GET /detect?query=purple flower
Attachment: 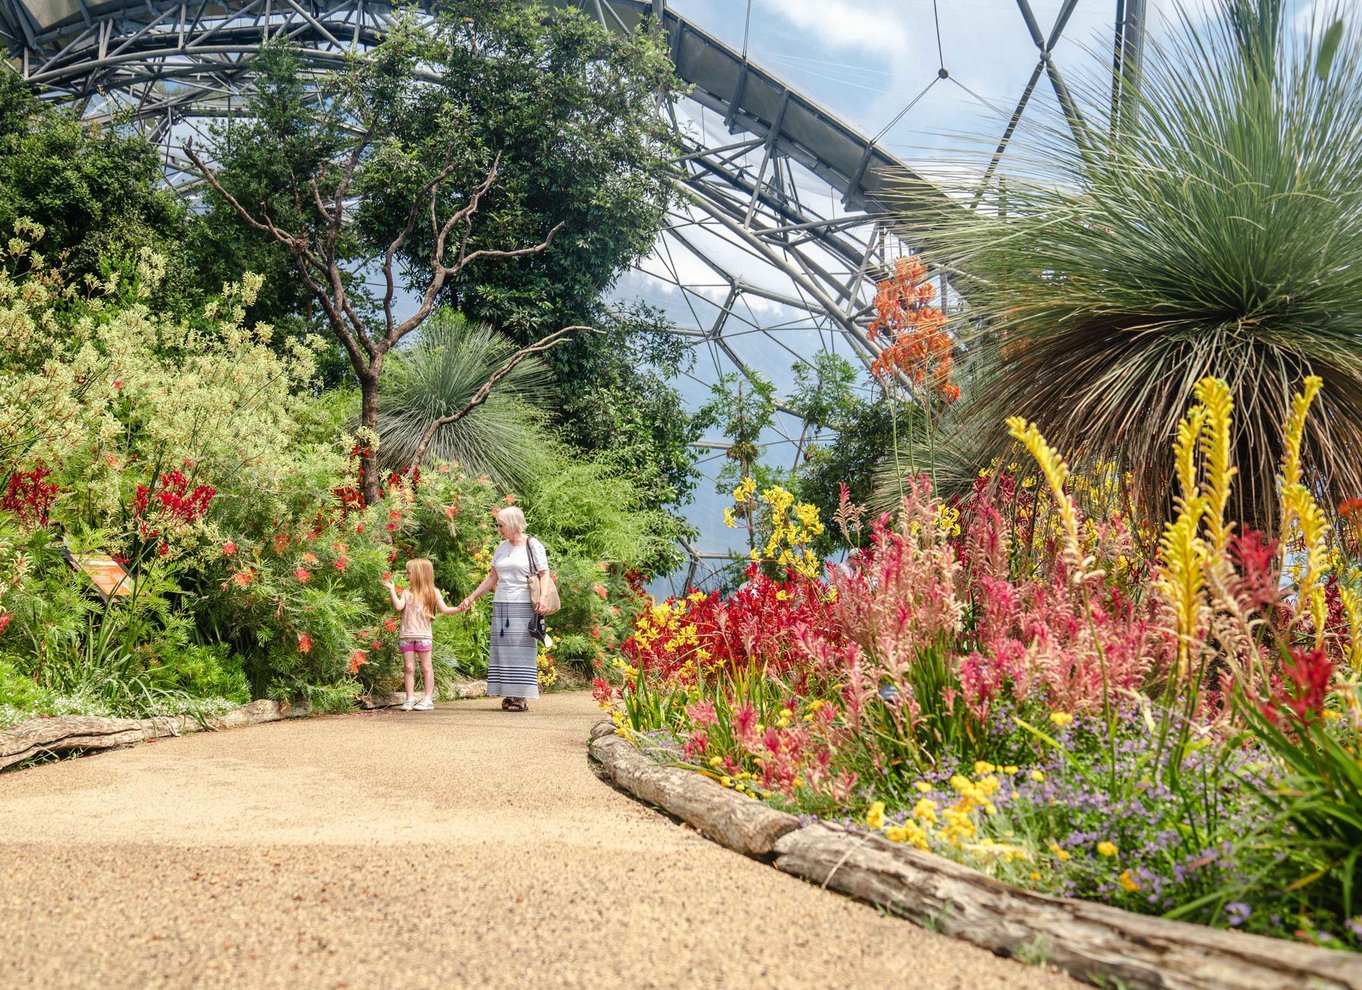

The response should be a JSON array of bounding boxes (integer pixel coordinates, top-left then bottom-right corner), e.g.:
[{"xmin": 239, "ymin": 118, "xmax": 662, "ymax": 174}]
[{"xmin": 1224, "ymin": 902, "xmax": 1251, "ymax": 927}]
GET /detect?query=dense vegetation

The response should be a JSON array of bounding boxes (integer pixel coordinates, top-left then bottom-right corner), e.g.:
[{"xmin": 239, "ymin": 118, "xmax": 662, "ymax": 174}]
[{"xmin": 0, "ymin": 3, "xmax": 698, "ymax": 723}]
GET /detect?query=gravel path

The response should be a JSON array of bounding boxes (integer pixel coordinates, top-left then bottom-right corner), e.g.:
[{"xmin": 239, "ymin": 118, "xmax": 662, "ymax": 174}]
[{"xmin": 0, "ymin": 692, "xmax": 1079, "ymax": 989}]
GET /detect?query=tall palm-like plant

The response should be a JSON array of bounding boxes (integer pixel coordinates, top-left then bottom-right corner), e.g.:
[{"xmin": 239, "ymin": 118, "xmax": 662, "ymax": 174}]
[
  {"xmin": 375, "ymin": 311, "xmax": 555, "ymax": 493},
  {"xmin": 919, "ymin": 0, "xmax": 1362, "ymax": 527}
]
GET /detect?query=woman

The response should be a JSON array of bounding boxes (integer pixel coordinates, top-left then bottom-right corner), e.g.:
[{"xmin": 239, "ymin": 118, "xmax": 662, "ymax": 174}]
[{"xmin": 456, "ymin": 506, "xmax": 549, "ymax": 712}]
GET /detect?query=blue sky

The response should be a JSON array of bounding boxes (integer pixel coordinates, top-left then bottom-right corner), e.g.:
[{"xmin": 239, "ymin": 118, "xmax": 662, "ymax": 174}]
[{"xmin": 664, "ymin": 0, "xmax": 1349, "ymax": 169}]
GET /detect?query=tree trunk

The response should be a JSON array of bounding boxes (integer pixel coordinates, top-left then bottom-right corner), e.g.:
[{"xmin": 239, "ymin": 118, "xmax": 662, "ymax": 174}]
[{"xmin": 358, "ymin": 368, "xmax": 382, "ymax": 505}]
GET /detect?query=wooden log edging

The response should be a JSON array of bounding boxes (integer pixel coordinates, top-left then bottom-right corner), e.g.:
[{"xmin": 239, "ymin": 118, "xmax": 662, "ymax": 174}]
[
  {"xmin": 3, "ymin": 680, "xmax": 492, "ymax": 772},
  {"xmin": 588, "ymin": 719, "xmax": 1362, "ymax": 990},
  {"xmin": 587, "ymin": 725, "xmax": 799, "ymax": 859},
  {"xmin": 0, "ymin": 698, "xmax": 310, "ymax": 772}
]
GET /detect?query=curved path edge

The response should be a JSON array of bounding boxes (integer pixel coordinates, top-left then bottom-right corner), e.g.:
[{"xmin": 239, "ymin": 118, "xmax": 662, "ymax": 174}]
[
  {"xmin": 0, "ymin": 680, "xmax": 489, "ymax": 772},
  {"xmin": 588, "ymin": 719, "xmax": 1362, "ymax": 990}
]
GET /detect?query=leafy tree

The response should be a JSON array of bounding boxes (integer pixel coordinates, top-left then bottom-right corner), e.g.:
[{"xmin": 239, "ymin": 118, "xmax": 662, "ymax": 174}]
[
  {"xmin": 787, "ymin": 351, "xmax": 861, "ymax": 471},
  {"xmin": 555, "ymin": 303, "xmax": 705, "ymax": 514},
  {"xmin": 187, "ymin": 23, "xmax": 588, "ymax": 503},
  {"xmin": 370, "ymin": 1, "xmax": 683, "ymax": 341},
  {"xmin": 189, "ymin": 6, "xmax": 683, "ymax": 502},
  {"xmin": 921, "ymin": 0, "xmax": 1362, "ymax": 528},
  {"xmin": 0, "ymin": 69, "xmax": 185, "ymax": 289}
]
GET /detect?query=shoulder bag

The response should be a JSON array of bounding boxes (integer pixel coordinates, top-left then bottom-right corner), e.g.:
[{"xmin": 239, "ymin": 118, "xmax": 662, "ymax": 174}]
[{"xmin": 526, "ymin": 538, "xmax": 561, "ymax": 616}]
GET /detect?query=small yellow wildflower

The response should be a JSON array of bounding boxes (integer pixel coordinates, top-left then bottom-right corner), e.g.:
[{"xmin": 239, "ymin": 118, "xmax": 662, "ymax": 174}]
[
  {"xmin": 720, "ymin": 776, "xmax": 733, "ymax": 788},
  {"xmin": 1030, "ymin": 872, "xmax": 1041, "ymax": 882},
  {"xmin": 974, "ymin": 761, "xmax": 995, "ymax": 776},
  {"xmin": 708, "ymin": 755, "xmax": 723, "ymax": 768},
  {"xmin": 1049, "ymin": 712, "xmax": 1074, "ymax": 728},
  {"xmin": 1029, "ymin": 769, "xmax": 1046, "ymax": 782},
  {"xmin": 1048, "ymin": 842, "xmax": 1071, "ymax": 862},
  {"xmin": 912, "ymin": 798, "xmax": 939, "ymax": 825},
  {"xmin": 1097, "ymin": 841, "xmax": 1118, "ymax": 857},
  {"xmin": 914, "ymin": 781, "xmax": 933, "ymax": 794},
  {"xmin": 865, "ymin": 801, "xmax": 886, "ymax": 830},
  {"xmin": 1118, "ymin": 869, "xmax": 1140, "ymax": 892}
]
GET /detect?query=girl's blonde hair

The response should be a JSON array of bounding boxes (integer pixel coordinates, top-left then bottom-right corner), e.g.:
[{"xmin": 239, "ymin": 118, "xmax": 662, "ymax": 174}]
[{"xmin": 404, "ymin": 558, "xmax": 438, "ymax": 620}]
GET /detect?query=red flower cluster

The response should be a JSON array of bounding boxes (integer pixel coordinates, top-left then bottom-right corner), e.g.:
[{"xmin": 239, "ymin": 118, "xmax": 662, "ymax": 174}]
[
  {"xmin": 1261, "ymin": 646, "xmax": 1335, "ymax": 728},
  {"xmin": 133, "ymin": 470, "xmax": 216, "ymax": 525},
  {"xmin": 2, "ymin": 464, "xmax": 60, "ymax": 526},
  {"xmin": 620, "ymin": 564, "xmax": 841, "ymax": 691}
]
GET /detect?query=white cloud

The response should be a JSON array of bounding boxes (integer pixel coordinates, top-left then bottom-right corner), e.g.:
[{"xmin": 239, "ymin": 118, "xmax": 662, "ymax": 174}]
[{"xmin": 756, "ymin": 0, "xmax": 913, "ymax": 61}]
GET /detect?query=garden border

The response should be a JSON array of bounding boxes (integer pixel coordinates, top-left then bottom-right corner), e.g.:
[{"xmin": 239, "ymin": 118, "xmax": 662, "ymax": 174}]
[
  {"xmin": 0, "ymin": 680, "xmax": 490, "ymax": 772},
  {"xmin": 587, "ymin": 720, "xmax": 1362, "ymax": 990},
  {"xmin": 0, "ymin": 699, "xmax": 311, "ymax": 772}
]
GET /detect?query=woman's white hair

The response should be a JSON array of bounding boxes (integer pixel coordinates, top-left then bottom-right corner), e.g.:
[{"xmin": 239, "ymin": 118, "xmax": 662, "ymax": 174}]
[{"xmin": 495, "ymin": 505, "xmax": 527, "ymax": 535}]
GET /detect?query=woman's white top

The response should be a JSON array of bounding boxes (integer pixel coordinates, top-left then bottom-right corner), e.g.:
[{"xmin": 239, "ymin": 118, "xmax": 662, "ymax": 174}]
[{"xmin": 492, "ymin": 537, "xmax": 548, "ymax": 604}]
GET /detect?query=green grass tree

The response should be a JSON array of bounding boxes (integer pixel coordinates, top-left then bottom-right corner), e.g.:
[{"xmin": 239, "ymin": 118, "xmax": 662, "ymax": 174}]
[{"xmin": 919, "ymin": 0, "xmax": 1362, "ymax": 527}]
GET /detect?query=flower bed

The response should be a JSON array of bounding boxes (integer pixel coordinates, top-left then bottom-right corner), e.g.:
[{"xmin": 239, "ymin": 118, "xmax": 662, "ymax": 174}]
[{"xmin": 598, "ymin": 377, "xmax": 1362, "ymax": 950}]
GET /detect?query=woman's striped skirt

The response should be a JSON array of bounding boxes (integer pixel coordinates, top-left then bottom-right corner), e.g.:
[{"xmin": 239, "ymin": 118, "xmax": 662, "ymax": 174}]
[{"xmin": 486, "ymin": 601, "xmax": 540, "ymax": 699}]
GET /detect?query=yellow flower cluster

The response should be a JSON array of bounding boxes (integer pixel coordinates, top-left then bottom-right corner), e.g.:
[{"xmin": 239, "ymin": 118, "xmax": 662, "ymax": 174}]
[
  {"xmin": 1006, "ymin": 417, "xmax": 1085, "ymax": 574},
  {"xmin": 536, "ymin": 646, "xmax": 558, "ymax": 688},
  {"xmin": 936, "ymin": 503, "xmax": 962, "ymax": 538},
  {"xmin": 632, "ymin": 598, "xmax": 693, "ymax": 652},
  {"xmin": 718, "ymin": 769, "xmax": 769, "ymax": 799},
  {"xmin": 866, "ymin": 770, "xmax": 1006, "ymax": 856},
  {"xmin": 1150, "ymin": 376, "xmax": 1339, "ymax": 677},
  {"xmin": 727, "ymin": 476, "xmax": 826, "ymax": 579}
]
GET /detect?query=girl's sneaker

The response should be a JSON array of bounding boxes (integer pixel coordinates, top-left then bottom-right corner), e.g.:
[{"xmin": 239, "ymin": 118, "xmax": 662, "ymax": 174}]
[
  {"xmin": 399, "ymin": 697, "xmax": 416, "ymax": 712},
  {"xmin": 413, "ymin": 697, "xmax": 434, "ymax": 711}
]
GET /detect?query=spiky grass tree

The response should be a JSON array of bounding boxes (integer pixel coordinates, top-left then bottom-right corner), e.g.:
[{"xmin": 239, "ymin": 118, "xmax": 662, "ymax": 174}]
[
  {"xmin": 375, "ymin": 311, "xmax": 555, "ymax": 494},
  {"xmin": 921, "ymin": 0, "xmax": 1362, "ymax": 528}
]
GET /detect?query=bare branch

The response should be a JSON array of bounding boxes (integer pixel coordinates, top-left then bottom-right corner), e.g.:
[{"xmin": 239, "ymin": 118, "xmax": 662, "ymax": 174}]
[
  {"xmin": 183, "ymin": 138, "xmax": 373, "ymax": 368},
  {"xmin": 409, "ymin": 325, "xmax": 602, "ymax": 466},
  {"xmin": 456, "ymin": 223, "xmax": 565, "ymax": 270},
  {"xmin": 383, "ymin": 147, "xmax": 460, "ymax": 336},
  {"xmin": 381, "ymin": 153, "xmax": 507, "ymax": 346},
  {"xmin": 183, "ymin": 139, "xmax": 301, "ymax": 247},
  {"xmin": 432, "ymin": 152, "xmax": 503, "ymax": 272}
]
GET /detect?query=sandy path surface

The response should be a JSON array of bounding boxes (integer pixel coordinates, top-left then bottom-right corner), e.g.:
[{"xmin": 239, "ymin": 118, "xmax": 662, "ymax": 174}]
[{"xmin": 0, "ymin": 692, "xmax": 1078, "ymax": 989}]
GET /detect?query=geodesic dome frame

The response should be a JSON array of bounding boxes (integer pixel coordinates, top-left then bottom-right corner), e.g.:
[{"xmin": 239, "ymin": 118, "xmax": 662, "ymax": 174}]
[{"xmin": 2, "ymin": 0, "xmax": 1145, "ymax": 589}]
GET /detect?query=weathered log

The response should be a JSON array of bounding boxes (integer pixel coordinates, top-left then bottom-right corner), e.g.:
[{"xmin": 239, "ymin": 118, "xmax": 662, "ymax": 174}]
[
  {"xmin": 588, "ymin": 731, "xmax": 799, "ymax": 858},
  {"xmin": 0, "ymin": 699, "xmax": 305, "ymax": 772},
  {"xmin": 773, "ymin": 823, "xmax": 1362, "ymax": 990},
  {"xmin": 588, "ymin": 718, "xmax": 617, "ymax": 741}
]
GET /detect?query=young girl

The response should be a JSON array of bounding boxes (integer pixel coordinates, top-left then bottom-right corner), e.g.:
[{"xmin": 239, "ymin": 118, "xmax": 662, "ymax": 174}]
[{"xmin": 381, "ymin": 558, "xmax": 458, "ymax": 711}]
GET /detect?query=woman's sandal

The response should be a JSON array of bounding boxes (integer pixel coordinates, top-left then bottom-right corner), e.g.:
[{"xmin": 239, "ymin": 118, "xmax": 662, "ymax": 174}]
[
  {"xmin": 504, "ymin": 698, "xmax": 528, "ymax": 712},
  {"xmin": 500, "ymin": 697, "xmax": 515, "ymax": 710}
]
